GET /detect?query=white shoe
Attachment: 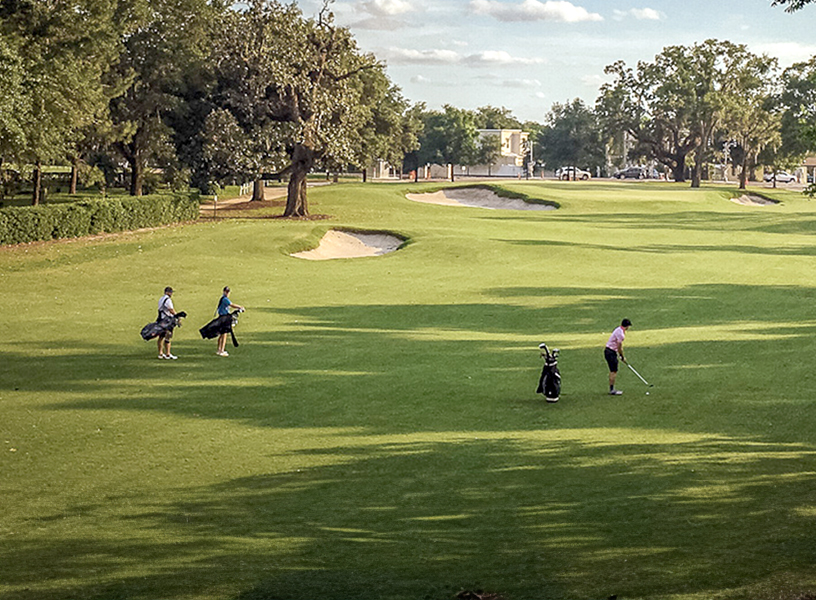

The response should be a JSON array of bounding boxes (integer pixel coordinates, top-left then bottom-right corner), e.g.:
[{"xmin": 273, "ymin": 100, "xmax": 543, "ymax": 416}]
[
  {"xmin": 166, "ymin": 353, "xmax": 178, "ymax": 360},
  {"xmin": 217, "ymin": 351, "xmax": 229, "ymax": 357},
  {"xmin": 158, "ymin": 354, "xmax": 167, "ymax": 360}
]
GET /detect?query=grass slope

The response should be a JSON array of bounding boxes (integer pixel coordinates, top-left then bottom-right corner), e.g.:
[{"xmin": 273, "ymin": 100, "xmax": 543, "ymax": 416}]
[{"xmin": 2, "ymin": 181, "xmax": 816, "ymax": 600}]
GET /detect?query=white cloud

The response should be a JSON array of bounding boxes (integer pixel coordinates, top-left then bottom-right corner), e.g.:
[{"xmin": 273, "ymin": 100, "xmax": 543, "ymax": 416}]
[
  {"xmin": 352, "ymin": 16, "xmax": 406, "ymax": 30},
  {"xmin": 474, "ymin": 75, "xmax": 543, "ymax": 87},
  {"xmin": 463, "ymin": 50, "xmax": 545, "ymax": 66},
  {"xmin": 752, "ymin": 41, "xmax": 816, "ymax": 66},
  {"xmin": 502, "ymin": 78, "xmax": 543, "ymax": 88},
  {"xmin": 612, "ymin": 7, "xmax": 662, "ymax": 21},
  {"xmin": 411, "ymin": 75, "xmax": 432, "ymax": 83},
  {"xmin": 382, "ymin": 48, "xmax": 463, "ymax": 65},
  {"xmin": 473, "ymin": 74, "xmax": 503, "ymax": 82},
  {"xmin": 580, "ymin": 74, "xmax": 610, "ymax": 88},
  {"xmin": 349, "ymin": 0, "xmax": 412, "ymax": 29},
  {"xmin": 358, "ymin": 0, "xmax": 411, "ymax": 16},
  {"xmin": 382, "ymin": 47, "xmax": 544, "ymax": 67},
  {"xmin": 469, "ymin": 0, "xmax": 602, "ymax": 22}
]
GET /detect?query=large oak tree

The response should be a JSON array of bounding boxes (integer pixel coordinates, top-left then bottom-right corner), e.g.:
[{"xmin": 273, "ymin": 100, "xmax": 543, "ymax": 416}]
[
  {"xmin": 0, "ymin": 0, "xmax": 120, "ymax": 203},
  {"xmin": 537, "ymin": 98, "xmax": 604, "ymax": 176},
  {"xmin": 597, "ymin": 40, "xmax": 780, "ymax": 187},
  {"xmin": 108, "ymin": 0, "xmax": 220, "ymax": 196},
  {"xmin": 211, "ymin": 0, "xmax": 388, "ymax": 216}
]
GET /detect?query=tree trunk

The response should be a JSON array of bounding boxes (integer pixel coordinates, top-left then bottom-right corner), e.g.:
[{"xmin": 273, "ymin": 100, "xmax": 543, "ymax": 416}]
[
  {"xmin": 252, "ymin": 178, "xmax": 264, "ymax": 201},
  {"xmin": 32, "ymin": 161, "xmax": 42, "ymax": 206},
  {"xmin": 284, "ymin": 143, "xmax": 313, "ymax": 217},
  {"xmin": 691, "ymin": 128, "xmax": 709, "ymax": 188},
  {"xmin": 118, "ymin": 129, "xmax": 144, "ymax": 196},
  {"xmin": 739, "ymin": 157, "xmax": 748, "ymax": 190},
  {"xmin": 130, "ymin": 159, "xmax": 142, "ymax": 196},
  {"xmin": 691, "ymin": 153, "xmax": 702, "ymax": 188},
  {"xmin": 671, "ymin": 161, "xmax": 686, "ymax": 183},
  {"xmin": 362, "ymin": 169, "xmax": 367, "ymax": 183},
  {"xmin": 70, "ymin": 155, "xmax": 79, "ymax": 194},
  {"xmin": 129, "ymin": 150, "xmax": 143, "ymax": 196}
]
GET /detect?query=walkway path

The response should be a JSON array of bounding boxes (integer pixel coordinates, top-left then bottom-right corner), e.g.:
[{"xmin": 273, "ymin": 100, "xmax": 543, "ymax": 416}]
[{"xmin": 199, "ymin": 182, "xmax": 334, "ymax": 216}]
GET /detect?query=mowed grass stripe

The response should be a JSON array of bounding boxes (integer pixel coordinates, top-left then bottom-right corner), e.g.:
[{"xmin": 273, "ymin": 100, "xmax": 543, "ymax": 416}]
[{"xmin": 2, "ymin": 181, "xmax": 816, "ymax": 600}]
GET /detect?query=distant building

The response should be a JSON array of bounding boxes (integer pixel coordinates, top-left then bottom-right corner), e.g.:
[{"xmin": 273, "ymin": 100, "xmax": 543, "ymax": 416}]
[
  {"xmin": 455, "ymin": 129, "xmax": 531, "ymax": 177},
  {"xmin": 800, "ymin": 155, "xmax": 816, "ymax": 184},
  {"xmin": 365, "ymin": 159, "xmax": 399, "ymax": 180}
]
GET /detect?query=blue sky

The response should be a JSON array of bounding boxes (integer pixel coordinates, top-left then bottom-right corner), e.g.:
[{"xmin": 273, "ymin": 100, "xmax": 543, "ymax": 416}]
[{"xmin": 301, "ymin": 0, "xmax": 816, "ymax": 122}]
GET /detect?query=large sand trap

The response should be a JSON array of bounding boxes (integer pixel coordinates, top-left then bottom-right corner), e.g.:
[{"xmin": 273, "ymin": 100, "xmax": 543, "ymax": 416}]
[
  {"xmin": 731, "ymin": 194, "xmax": 778, "ymax": 206},
  {"xmin": 407, "ymin": 187, "xmax": 556, "ymax": 211},
  {"xmin": 292, "ymin": 230, "xmax": 403, "ymax": 260}
]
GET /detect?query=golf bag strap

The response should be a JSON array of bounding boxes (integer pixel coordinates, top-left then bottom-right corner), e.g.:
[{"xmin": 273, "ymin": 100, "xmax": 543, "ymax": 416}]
[{"xmin": 158, "ymin": 297, "xmax": 170, "ymax": 322}]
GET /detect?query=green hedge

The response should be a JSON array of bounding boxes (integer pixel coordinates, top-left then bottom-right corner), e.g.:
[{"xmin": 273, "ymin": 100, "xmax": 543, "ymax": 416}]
[{"xmin": 0, "ymin": 192, "xmax": 200, "ymax": 246}]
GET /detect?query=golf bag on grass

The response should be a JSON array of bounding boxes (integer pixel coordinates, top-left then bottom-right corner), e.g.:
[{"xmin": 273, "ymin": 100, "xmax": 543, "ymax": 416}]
[
  {"xmin": 140, "ymin": 311, "xmax": 187, "ymax": 341},
  {"xmin": 536, "ymin": 343, "xmax": 561, "ymax": 402},
  {"xmin": 199, "ymin": 308, "xmax": 244, "ymax": 347}
]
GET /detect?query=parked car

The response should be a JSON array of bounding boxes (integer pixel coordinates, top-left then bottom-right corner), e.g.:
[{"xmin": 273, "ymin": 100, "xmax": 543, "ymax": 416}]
[
  {"xmin": 556, "ymin": 166, "xmax": 591, "ymax": 180},
  {"xmin": 764, "ymin": 171, "xmax": 797, "ymax": 183},
  {"xmin": 614, "ymin": 166, "xmax": 649, "ymax": 179}
]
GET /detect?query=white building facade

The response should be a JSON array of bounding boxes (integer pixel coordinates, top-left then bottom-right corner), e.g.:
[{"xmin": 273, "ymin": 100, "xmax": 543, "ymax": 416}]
[{"xmin": 455, "ymin": 129, "xmax": 531, "ymax": 177}]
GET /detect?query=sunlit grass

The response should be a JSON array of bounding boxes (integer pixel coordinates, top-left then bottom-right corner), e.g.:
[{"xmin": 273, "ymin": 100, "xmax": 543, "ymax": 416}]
[{"xmin": 2, "ymin": 181, "xmax": 816, "ymax": 599}]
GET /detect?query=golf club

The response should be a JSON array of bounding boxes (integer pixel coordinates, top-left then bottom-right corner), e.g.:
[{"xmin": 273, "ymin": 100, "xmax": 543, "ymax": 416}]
[{"xmin": 626, "ymin": 362, "xmax": 654, "ymax": 387}]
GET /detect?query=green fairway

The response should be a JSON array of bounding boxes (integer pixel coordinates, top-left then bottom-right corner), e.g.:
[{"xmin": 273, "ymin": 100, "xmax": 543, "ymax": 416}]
[{"xmin": 3, "ymin": 181, "xmax": 816, "ymax": 600}]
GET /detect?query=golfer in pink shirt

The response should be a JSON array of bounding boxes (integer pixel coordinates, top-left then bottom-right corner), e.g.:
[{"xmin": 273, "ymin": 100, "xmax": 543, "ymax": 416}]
[{"xmin": 604, "ymin": 319, "xmax": 631, "ymax": 395}]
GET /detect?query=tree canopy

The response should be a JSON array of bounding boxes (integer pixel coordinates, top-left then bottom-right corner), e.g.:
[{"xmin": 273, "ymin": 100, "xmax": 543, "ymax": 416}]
[
  {"xmin": 0, "ymin": 0, "xmax": 419, "ymax": 212},
  {"xmin": 597, "ymin": 39, "xmax": 784, "ymax": 187},
  {"xmin": 537, "ymin": 99, "xmax": 603, "ymax": 174},
  {"xmin": 2, "ymin": 1, "xmax": 815, "ymax": 206},
  {"xmin": 0, "ymin": 0, "xmax": 121, "ymax": 202},
  {"xmin": 206, "ymin": 0, "xmax": 413, "ymax": 215}
]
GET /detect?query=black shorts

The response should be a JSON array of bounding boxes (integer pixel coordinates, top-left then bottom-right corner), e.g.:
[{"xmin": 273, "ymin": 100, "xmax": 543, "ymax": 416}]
[{"xmin": 604, "ymin": 347, "xmax": 619, "ymax": 372}]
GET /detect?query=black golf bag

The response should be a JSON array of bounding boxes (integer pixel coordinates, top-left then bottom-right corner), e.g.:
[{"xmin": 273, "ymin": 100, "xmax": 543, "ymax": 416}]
[
  {"xmin": 536, "ymin": 343, "xmax": 561, "ymax": 402},
  {"xmin": 140, "ymin": 311, "xmax": 187, "ymax": 341},
  {"xmin": 199, "ymin": 308, "xmax": 243, "ymax": 347}
]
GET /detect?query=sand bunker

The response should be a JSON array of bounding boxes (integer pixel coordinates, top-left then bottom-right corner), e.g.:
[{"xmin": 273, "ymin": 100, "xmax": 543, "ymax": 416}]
[
  {"xmin": 292, "ymin": 230, "xmax": 403, "ymax": 260},
  {"xmin": 731, "ymin": 194, "xmax": 778, "ymax": 206},
  {"xmin": 407, "ymin": 188, "xmax": 556, "ymax": 211}
]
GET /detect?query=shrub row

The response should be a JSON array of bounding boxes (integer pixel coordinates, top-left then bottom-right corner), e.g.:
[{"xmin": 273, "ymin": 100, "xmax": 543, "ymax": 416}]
[{"xmin": 0, "ymin": 192, "xmax": 200, "ymax": 246}]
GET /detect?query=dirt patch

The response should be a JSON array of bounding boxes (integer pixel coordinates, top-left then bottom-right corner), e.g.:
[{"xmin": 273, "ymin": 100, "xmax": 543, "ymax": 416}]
[
  {"xmin": 291, "ymin": 230, "xmax": 403, "ymax": 260},
  {"xmin": 204, "ymin": 198, "xmax": 286, "ymax": 212},
  {"xmin": 731, "ymin": 194, "xmax": 778, "ymax": 206},
  {"xmin": 407, "ymin": 187, "xmax": 555, "ymax": 211}
]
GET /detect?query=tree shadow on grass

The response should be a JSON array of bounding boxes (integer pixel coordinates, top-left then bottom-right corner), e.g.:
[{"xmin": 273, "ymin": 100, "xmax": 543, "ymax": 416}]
[
  {"xmin": 4, "ymin": 436, "xmax": 816, "ymax": 600},
  {"xmin": 498, "ymin": 238, "xmax": 816, "ymax": 257},
  {"xmin": 5, "ymin": 285, "xmax": 816, "ymax": 598},
  {"xmin": 4, "ymin": 284, "xmax": 816, "ymax": 437},
  {"xmin": 483, "ymin": 210, "xmax": 802, "ymax": 234}
]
